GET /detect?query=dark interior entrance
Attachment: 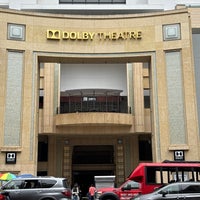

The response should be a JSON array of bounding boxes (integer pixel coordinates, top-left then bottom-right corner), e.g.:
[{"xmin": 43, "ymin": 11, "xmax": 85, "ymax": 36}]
[
  {"xmin": 73, "ymin": 170, "xmax": 114, "ymax": 197},
  {"xmin": 72, "ymin": 145, "xmax": 115, "ymax": 196}
]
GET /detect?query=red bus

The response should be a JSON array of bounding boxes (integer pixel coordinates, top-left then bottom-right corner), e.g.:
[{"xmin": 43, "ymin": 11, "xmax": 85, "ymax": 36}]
[{"xmin": 128, "ymin": 161, "xmax": 200, "ymax": 194}]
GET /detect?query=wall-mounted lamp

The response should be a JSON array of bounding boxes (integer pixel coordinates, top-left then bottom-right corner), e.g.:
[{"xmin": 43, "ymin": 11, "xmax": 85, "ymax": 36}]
[
  {"xmin": 117, "ymin": 139, "xmax": 123, "ymax": 144},
  {"xmin": 65, "ymin": 139, "xmax": 70, "ymax": 145}
]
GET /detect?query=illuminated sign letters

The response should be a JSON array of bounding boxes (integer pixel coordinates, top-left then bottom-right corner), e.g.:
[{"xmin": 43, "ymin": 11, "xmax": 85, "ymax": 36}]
[{"xmin": 47, "ymin": 30, "xmax": 142, "ymax": 41}]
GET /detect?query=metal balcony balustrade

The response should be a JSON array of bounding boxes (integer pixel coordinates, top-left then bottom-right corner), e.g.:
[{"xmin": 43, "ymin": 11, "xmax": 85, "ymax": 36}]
[
  {"xmin": 59, "ymin": 88, "xmax": 128, "ymax": 114},
  {"xmin": 59, "ymin": 0, "xmax": 126, "ymax": 4}
]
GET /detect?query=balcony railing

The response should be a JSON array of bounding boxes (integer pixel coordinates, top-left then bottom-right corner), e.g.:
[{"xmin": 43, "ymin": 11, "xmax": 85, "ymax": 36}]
[
  {"xmin": 59, "ymin": 89, "xmax": 128, "ymax": 114},
  {"xmin": 59, "ymin": 0, "xmax": 126, "ymax": 4}
]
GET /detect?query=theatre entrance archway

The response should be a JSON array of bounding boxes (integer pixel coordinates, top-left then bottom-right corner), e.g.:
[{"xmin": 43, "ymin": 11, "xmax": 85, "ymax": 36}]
[{"xmin": 37, "ymin": 52, "xmax": 155, "ymax": 188}]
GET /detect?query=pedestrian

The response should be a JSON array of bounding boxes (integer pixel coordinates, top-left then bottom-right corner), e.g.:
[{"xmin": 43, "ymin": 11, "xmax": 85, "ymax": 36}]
[
  {"xmin": 88, "ymin": 184, "xmax": 96, "ymax": 200},
  {"xmin": 72, "ymin": 183, "xmax": 80, "ymax": 200}
]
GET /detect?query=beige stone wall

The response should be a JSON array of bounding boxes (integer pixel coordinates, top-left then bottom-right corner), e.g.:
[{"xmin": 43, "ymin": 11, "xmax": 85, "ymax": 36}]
[{"xmin": 0, "ymin": 7, "xmax": 199, "ymax": 178}]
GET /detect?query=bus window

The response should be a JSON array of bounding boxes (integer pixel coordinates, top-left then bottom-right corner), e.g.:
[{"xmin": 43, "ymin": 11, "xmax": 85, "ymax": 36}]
[
  {"xmin": 146, "ymin": 167, "xmax": 175, "ymax": 184},
  {"xmin": 146, "ymin": 167, "xmax": 156, "ymax": 183}
]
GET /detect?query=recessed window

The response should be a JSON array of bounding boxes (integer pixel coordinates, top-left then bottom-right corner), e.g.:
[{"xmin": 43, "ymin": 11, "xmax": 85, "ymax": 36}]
[
  {"xmin": 139, "ymin": 137, "xmax": 152, "ymax": 161},
  {"xmin": 7, "ymin": 23, "xmax": 26, "ymax": 41},
  {"xmin": 144, "ymin": 89, "xmax": 150, "ymax": 108},
  {"xmin": 38, "ymin": 141, "xmax": 48, "ymax": 162},
  {"xmin": 39, "ymin": 89, "xmax": 44, "ymax": 109}
]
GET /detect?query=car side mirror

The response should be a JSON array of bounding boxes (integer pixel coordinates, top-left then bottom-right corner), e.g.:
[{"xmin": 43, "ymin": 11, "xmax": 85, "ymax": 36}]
[{"xmin": 122, "ymin": 184, "xmax": 131, "ymax": 191}]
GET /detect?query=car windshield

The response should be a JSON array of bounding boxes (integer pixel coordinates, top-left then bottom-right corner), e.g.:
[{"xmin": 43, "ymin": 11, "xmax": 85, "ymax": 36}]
[{"xmin": 123, "ymin": 180, "xmax": 140, "ymax": 189}]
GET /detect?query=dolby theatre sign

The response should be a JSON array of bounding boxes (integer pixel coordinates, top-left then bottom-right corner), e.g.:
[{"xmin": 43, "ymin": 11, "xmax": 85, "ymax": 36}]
[{"xmin": 47, "ymin": 30, "xmax": 142, "ymax": 41}]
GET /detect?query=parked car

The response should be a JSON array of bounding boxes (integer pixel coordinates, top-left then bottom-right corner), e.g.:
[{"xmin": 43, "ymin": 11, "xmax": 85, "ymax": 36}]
[
  {"xmin": 131, "ymin": 182, "xmax": 200, "ymax": 200},
  {"xmin": 0, "ymin": 177, "xmax": 72, "ymax": 200}
]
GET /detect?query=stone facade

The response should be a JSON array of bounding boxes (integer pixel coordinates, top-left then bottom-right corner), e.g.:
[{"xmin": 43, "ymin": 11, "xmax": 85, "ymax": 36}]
[{"xmin": 0, "ymin": 7, "xmax": 199, "ymax": 188}]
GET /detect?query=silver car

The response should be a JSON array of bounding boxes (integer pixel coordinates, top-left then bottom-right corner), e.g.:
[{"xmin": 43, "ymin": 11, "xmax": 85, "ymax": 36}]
[
  {"xmin": 1, "ymin": 177, "xmax": 72, "ymax": 200},
  {"xmin": 131, "ymin": 182, "xmax": 200, "ymax": 200}
]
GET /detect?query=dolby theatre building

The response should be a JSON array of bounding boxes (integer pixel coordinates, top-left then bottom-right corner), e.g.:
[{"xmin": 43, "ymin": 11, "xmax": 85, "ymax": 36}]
[{"xmin": 0, "ymin": 0, "xmax": 200, "ymax": 190}]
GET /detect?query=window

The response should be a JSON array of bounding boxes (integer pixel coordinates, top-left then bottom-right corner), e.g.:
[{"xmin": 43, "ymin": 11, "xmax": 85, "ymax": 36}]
[
  {"xmin": 124, "ymin": 180, "xmax": 140, "ymax": 189},
  {"xmin": 144, "ymin": 89, "xmax": 150, "ymax": 108},
  {"xmin": 181, "ymin": 184, "xmax": 200, "ymax": 193},
  {"xmin": 38, "ymin": 141, "xmax": 48, "ymax": 162},
  {"xmin": 3, "ymin": 180, "xmax": 23, "ymax": 189},
  {"xmin": 37, "ymin": 171, "xmax": 47, "ymax": 176},
  {"xmin": 40, "ymin": 179, "xmax": 56, "ymax": 188},
  {"xmin": 139, "ymin": 137, "xmax": 152, "ymax": 161},
  {"xmin": 23, "ymin": 180, "xmax": 40, "ymax": 189},
  {"xmin": 160, "ymin": 184, "xmax": 180, "ymax": 194},
  {"xmin": 39, "ymin": 89, "xmax": 44, "ymax": 109}
]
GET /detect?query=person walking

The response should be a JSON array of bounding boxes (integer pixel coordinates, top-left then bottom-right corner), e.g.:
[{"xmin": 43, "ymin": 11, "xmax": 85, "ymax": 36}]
[
  {"xmin": 88, "ymin": 184, "xmax": 96, "ymax": 200},
  {"xmin": 72, "ymin": 183, "xmax": 80, "ymax": 200}
]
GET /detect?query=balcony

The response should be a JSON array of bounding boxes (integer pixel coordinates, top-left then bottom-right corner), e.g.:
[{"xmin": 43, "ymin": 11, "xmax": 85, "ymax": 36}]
[
  {"xmin": 59, "ymin": 88, "xmax": 129, "ymax": 114},
  {"xmin": 59, "ymin": 0, "xmax": 126, "ymax": 4},
  {"xmin": 55, "ymin": 88, "xmax": 132, "ymax": 126},
  {"xmin": 55, "ymin": 112, "xmax": 133, "ymax": 126}
]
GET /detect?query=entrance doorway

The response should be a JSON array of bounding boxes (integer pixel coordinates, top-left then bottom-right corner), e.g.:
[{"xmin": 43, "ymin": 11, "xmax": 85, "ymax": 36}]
[
  {"xmin": 72, "ymin": 145, "xmax": 115, "ymax": 196},
  {"xmin": 73, "ymin": 170, "xmax": 114, "ymax": 197}
]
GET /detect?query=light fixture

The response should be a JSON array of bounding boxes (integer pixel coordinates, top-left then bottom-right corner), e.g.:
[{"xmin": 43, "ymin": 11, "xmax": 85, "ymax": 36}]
[
  {"xmin": 65, "ymin": 139, "xmax": 69, "ymax": 145},
  {"xmin": 117, "ymin": 139, "xmax": 123, "ymax": 144}
]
